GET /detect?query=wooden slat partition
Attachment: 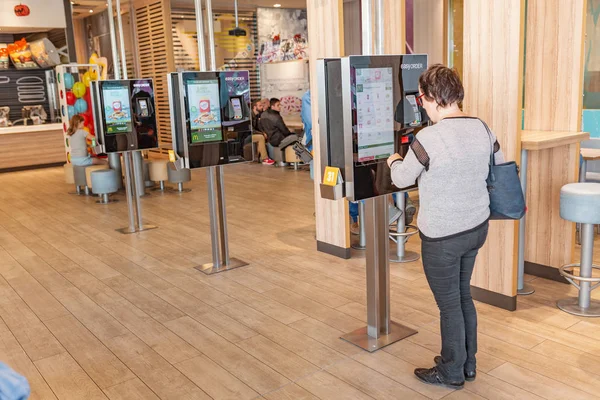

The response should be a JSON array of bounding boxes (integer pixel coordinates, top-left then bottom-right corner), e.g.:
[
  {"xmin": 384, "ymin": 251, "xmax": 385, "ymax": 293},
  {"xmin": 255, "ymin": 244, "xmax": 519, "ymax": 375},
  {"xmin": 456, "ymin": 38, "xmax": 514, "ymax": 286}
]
[
  {"xmin": 134, "ymin": 0, "xmax": 175, "ymax": 155},
  {"xmin": 308, "ymin": 0, "xmax": 349, "ymax": 257},
  {"xmin": 462, "ymin": 0, "xmax": 525, "ymax": 308},
  {"xmin": 522, "ymin": 0, "xmax": 587, "ymax": 275}
]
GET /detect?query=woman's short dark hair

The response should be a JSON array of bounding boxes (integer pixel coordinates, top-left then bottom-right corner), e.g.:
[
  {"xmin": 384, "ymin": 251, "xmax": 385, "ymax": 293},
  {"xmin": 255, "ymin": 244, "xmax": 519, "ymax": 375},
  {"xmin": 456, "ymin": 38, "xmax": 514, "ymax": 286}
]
[{"xmin": 418, "ymin": 64, "xmax": 464, "ymax": 108}]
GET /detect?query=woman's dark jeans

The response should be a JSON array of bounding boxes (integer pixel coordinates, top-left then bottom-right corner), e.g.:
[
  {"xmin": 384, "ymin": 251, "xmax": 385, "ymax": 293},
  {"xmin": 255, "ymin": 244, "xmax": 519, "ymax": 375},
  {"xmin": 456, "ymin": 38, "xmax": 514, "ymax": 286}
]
[{"xmin": 421, "ymin": 222, "xmax": 489, "ymax": 382}]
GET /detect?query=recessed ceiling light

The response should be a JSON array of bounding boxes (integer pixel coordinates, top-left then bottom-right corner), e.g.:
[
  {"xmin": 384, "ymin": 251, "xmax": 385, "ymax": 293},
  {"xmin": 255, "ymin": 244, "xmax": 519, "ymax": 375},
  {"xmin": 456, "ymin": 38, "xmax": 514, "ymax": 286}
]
[
  {"xmin": 274, "ymin": 3, "xmax": 281, "ymax": 7},
  {"xmin": 70, "ymin": 1, "xmax": 74, "ymax": 4},
  {"xmin": 89, "ymin": 9, "xmax": 93, "ymax": 13}
]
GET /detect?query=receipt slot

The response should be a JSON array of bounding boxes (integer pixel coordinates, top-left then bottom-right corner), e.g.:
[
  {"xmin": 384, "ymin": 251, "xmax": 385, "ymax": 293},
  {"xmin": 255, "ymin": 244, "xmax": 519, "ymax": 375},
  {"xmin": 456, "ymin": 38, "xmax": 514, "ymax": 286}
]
[
  {"xmin": 318, "ymin": 54, "xmax": 428, "ymax": 352},
  {"xmin": 167, "ymin": 70, "xmax": 252, "ymax": 274}
]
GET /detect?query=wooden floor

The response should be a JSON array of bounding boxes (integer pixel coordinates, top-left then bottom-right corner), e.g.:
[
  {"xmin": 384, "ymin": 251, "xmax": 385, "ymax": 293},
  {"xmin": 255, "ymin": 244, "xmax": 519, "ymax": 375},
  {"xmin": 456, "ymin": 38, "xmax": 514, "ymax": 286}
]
[{"xmin": 0, "ymin": 164, "xmax": 599, "ymax": 400}]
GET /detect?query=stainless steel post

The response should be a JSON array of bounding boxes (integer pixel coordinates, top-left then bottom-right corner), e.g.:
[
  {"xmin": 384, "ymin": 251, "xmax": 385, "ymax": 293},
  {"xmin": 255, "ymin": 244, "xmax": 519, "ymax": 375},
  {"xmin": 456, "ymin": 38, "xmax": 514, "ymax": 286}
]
[
  {"xmin": 115, "ymin": 0, "xmax": 128, "ymax": 79},
  {"xmin": 204, "ymin": 167, "xmax": 222, "ymax": 267},
  {"xmin": 106, "ymin": 0, "xmax": 120, "ymax": 80},
  {"xmin": 390, "ymin": 193, "xmax": 419, "ymax": 263},
  {"xmin": 205, "ymin": 0, "xmax": 217, "ymax": 71},
  {"xmin": 517, "ymin": 148, "xmax": 534, "ymax": 295},
  {"xmin": 579, "ymin": 223, "xmax": 594, "ymax": 309},
  {"xmin": 352, "ymin": 202, "xmax": 367, "ymax": 250},
  {"xmin": 132, "ymin": 151, "xmax": 146, "ymax": 197},
  {"xmin": 117, "ymin": 151, "xmax": 137, "ymax": 233},
  {"xmin": 579, "ymin": 159, "xmax": 588, "ymax": 182},
  {"xmin": 216, "ymin": 166, "xmax": 230, "ymax": 265},
  {"xmin": 361, "ymin": 0, "xmax": 373, "ymax": 55},
  {"xmin": 194, "ymin": 0, "xmax": 207, "ymax": 71}
]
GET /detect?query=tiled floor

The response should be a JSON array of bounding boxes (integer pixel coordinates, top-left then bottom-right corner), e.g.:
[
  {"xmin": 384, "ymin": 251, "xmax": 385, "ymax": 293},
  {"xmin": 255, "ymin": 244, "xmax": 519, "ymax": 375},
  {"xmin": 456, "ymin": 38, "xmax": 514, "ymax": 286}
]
[{"xmin": 0, "ymin": 163, "xmax": 598, "ymax": 399}]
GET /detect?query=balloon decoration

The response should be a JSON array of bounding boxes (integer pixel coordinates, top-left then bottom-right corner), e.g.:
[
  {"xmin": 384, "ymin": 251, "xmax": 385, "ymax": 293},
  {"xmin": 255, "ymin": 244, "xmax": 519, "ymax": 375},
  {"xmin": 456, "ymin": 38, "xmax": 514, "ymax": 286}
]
[
  {"xmin": 74, "ymin": 98, "xmax": 88, "ymax": 114},
  {"xmin": 67, "ymin": 105, "xmax": 76, "ymax": 119},
  {"xmin": 89, "ymin": 53, "xmax": 107, "ymax": 81},
  {"xmin": 72, "ymin": 82, "xmax": 86, "ymax": 98},
  {"xmin": 66, "ymin": 91, "xmax": 75, "ymax": 106},
  {"xmin": 64, "ymin": 73, "xmax": 74, "ymax": 90},
  {"xmin": 82, "ymin": 71, "xmax": 93, "ymax": 88}
]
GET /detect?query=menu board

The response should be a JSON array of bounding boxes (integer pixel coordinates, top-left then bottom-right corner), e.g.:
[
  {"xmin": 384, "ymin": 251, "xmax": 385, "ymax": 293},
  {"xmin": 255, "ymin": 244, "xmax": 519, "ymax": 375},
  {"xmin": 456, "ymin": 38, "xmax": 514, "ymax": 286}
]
[
  {"xmin": 187, "ymin": 79, "xmax": 223, "ymax": 143},
  {"xmin": 355, "ymin": 67, "xmax": 395, "ymax": 162},
  {"xmin": 102, "ymin": 83, "xmax": 132, "ymax": 134}
]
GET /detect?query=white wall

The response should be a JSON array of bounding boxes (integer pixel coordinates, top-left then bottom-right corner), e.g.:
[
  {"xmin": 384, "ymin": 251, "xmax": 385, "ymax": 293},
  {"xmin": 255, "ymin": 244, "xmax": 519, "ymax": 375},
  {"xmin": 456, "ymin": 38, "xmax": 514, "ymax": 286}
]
[
  {"xmin": 0, "ymin": 0, "xmax": 66, "ymax": 30},
  {"xmin": 413, "ymin": 0, "xmax": 445, "ymax": 65}
]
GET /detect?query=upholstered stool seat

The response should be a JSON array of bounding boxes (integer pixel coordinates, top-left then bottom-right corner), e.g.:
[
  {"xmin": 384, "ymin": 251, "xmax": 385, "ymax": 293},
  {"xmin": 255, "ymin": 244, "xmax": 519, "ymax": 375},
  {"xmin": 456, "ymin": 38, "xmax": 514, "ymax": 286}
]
[
  {"xmin": 284, "ymin": 146, "xmax": 302, "ymax": 170},
  {"xmin": 148, "ymin": 160, "xmax": 169, "ymax": 191},
  {"xmin": 91, "ymin": 169, "xmax": 119, "ymax": 204},
  {"xmin": 85, "ymin": 165, "xmax": 109, "ymax": 191},
  {"xmin": 557, "ymin": 183, "xmax": 600, "ymax": 317},
  {"xmin": 167, "ymin": 162, "xmax": 192, "ymax": 193}
]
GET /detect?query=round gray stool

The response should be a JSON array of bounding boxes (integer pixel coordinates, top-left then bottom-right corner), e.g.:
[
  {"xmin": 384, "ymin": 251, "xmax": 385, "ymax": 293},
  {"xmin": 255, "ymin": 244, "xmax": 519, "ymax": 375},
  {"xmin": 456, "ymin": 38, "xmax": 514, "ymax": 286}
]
[
  {"xmin": 167, "ymin": 163, "xmax": 192, "ymax": 193},
  {"xmin": 557, "ymin": 183, "xmax": 600, "ymax": 317},
  {"xmin": 91, "ymin": 169, "xmax": 120, "ymax": 204},
  {"xmin": 73, "ymin": 166, "xmax": 90, "ymax": 195}
]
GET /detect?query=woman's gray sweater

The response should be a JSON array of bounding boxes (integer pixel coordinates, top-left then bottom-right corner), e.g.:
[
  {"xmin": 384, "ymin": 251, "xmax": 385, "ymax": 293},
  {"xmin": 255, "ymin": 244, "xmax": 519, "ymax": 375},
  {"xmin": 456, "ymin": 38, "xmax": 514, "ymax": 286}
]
[{"xmin": 391, "ymin": 117, "xmax": 505, "ymax": 239}]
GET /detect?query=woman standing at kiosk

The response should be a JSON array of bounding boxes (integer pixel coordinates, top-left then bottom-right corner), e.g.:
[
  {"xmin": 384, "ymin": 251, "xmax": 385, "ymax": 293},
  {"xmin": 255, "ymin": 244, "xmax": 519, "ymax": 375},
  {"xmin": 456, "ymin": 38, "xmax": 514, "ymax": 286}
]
[{"xmin": 388, "ymin": 64, "xmax": 504, "ymax": 389}]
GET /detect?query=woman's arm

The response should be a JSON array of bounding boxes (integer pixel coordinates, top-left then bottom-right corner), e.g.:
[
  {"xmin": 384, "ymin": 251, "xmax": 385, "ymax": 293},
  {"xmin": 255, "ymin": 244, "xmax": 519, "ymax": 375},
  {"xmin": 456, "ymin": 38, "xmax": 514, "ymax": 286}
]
[{"xmin": 388, "ymin": 145, "xmax": 425, "ymax": 189}]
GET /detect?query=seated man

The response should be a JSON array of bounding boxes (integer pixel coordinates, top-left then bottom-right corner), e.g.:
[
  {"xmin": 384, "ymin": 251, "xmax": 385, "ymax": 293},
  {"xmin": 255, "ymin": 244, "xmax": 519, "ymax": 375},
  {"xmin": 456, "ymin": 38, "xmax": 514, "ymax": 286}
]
[
  {"xmin": 249, "ymin": 100, "xmax": 274, "ymax": 165},
  {"xmin": 259, "ymin": 98, "xmax": 299, "ymax": 150}
]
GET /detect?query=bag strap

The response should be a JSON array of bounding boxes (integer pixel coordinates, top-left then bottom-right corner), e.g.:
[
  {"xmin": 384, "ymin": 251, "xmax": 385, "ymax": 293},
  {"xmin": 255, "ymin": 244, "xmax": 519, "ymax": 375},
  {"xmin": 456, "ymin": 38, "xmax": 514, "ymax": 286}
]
[{"xmin": 478, "ymin": 119, "xmax": 495, "ymax": 167}]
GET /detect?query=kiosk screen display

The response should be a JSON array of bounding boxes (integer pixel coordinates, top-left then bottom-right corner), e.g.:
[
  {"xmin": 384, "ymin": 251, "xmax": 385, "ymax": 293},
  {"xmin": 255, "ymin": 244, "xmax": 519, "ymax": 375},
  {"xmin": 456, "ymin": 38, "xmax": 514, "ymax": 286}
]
[
  {"xmin": 137, "ymin": 99, "xmax": 149, "ymax": 117},
  {"xmin": 102, "ymin": 82, "xmax": 132, "ymax": 134},
  {"xmin": 355, "ymin": 67, "xmax": 395, "ymax": 162},
  {"xmin": 187, "ymin": 79, "xmax": 223, "ymax": 143}
]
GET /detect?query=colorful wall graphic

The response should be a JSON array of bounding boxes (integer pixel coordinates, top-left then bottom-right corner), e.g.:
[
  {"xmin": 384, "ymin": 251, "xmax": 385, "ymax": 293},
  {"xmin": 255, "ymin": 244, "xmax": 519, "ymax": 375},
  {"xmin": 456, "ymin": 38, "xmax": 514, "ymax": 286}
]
[{"xmin": 256, "ymin": 8, "xmax": 308, "ymax": 64}]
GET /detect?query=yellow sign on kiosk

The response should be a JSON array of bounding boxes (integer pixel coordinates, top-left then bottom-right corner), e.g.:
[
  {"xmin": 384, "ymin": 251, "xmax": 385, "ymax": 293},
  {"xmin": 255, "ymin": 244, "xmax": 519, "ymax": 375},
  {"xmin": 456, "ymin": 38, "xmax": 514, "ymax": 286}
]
[
  {"xmin": 168, "ymin": 150, "xmax": 176, "ymax": 163},
  {"xmin": 323, "ymin": 166, "xmax": 342, "ymax": 186}
]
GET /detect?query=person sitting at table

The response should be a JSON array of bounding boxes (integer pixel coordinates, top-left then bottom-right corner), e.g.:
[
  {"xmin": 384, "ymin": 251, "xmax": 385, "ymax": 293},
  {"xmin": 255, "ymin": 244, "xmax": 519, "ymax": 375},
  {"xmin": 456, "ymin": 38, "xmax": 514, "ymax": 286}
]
[
  {"xmin": 259, "ymin": 98, "xmax": 300, "ymax": 151},
  {"xmin": 249, "ymin": 100, "xmax": 274, "ymax": 165}
]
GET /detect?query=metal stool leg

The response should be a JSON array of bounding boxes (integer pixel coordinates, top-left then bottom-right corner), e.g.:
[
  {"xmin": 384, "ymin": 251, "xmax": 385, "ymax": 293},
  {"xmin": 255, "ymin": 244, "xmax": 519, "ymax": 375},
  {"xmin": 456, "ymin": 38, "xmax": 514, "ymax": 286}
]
[
  {"xmin": 389, "ymin": 194, "xmax": 419, "ymax": 263},
  {"xmin": 352, "ymin": 202, "xmax": 366, "ymax": 250},
  {"xmin": 84, "ymin": 186, "xmax": 90, "ymax": 196},
  {"xmin": 557, "ymin": 223, "xmax": 600, "ymax": 317}
]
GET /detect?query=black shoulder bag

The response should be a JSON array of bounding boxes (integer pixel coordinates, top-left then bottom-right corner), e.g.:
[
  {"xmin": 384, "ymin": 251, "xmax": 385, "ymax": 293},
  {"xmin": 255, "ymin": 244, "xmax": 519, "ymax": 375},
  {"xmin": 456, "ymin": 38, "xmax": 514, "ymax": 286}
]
[{"xmin": 481, "ymin": 120, "xmax": 526, "ymax": 220}]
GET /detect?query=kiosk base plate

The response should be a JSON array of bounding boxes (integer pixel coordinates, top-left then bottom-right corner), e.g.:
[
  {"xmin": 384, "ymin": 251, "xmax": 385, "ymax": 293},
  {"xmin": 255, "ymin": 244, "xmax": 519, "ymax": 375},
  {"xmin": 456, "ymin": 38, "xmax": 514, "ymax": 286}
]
[
  {"xmin": 389, "ymin": 249, "xmax": 420, "ymax": 263},
  {"xmin": 196, "ymin": 257, "xmax": 248, "ymax": 275},
  {"xmin": 340, "ymin": 321, "xmax": 417, "ymax": 352},
  {"xmin": 116, "ymin": 224, "xmax": 158, "ymax": 234}
]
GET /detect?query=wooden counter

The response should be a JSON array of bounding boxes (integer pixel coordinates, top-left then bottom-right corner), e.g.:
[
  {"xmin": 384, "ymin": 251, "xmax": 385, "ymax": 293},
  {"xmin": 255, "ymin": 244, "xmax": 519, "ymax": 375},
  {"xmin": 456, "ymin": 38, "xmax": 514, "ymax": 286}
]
[
  {"xmin": 0, "ymin": 123, "xmax": 65, "ymax": 172},
  {"xmin": 521, "ymin": 130, "xmax": 589, "ymax": 151}
]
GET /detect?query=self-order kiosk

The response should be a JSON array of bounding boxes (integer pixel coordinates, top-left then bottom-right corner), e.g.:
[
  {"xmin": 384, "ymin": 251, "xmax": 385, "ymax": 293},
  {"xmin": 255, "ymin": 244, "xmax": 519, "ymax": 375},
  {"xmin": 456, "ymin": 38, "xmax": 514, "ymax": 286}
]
[
  {"xmin": 318, "ymin": 54, "xmax": 428, "ymax": 201},
  {"xmin": 91, "ymin": 78, "xmax": 159, "ymax": 153},
  {"xmin": 168, "ymin": 70, "xmax": 252, "ymax": 169}
]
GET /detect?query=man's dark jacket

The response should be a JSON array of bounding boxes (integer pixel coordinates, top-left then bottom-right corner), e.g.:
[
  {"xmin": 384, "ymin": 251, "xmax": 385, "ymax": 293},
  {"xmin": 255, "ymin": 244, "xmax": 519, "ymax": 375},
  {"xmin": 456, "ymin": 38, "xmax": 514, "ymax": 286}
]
[{"xmin": 259, "ymin": 109, "xmax": 292, "ymax": 146}]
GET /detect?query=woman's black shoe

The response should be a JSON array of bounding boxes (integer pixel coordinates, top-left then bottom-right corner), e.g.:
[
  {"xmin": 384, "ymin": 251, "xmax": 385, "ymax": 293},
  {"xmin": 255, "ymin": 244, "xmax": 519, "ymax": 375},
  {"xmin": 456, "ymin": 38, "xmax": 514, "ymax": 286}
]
[
  {"xmin": 414, "ymin": 367, "xmax": 464, "ymax": 389},
  {"xmin": 434, "ymin": 356, "xmax": 476, "ymax": 382}
]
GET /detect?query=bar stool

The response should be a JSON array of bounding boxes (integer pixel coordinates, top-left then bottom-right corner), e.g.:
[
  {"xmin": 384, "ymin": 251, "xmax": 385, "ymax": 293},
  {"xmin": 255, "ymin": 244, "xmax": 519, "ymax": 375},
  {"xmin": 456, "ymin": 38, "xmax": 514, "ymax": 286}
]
[
  {"xmin": 85, "ymin": 165, "xmax": 109, "ymax": 193},
  {"xmin": 148, "ymin": 160, "xmax": 169, "ymax": 191},
  {"xmin": 557, "ymin": 183, "xmax": 600, "ymax": 317},
  {"xmin": 167, "ymin": 162, "xmax": 192, "ymax": 193},
  {"xmin": 284, "ymin": 146, "xmax": 302, "ymax": 170},
  {"xmin": 91, "ymin": 169, "xmax": 120, "ymax": 204},
  {"xmin": 73, "ymin": 166, "xmax": 90, "ymax": 195},
  {"xmin": 389, "ymin": 192, "xmax": 420, "ymax": 263}
]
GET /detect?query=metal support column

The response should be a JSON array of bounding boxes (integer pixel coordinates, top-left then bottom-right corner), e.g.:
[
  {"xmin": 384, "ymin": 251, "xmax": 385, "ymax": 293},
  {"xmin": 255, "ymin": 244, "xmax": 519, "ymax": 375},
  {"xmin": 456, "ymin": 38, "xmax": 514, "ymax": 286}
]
[
  {"xmin": 132, "ymin": 152, "xmax": 156, "ymax": 232},
  {"xmin": 117, "ymin": 152, "xmax": 138, "ymax": 234},
  {"xmin": 106, "ymin": 0, "xmax": 122, "ymax": 185},
  {"xmin": 341, "ymin": 197, "xmax": 417, "ymax": 351},
  {"xmin": 517, "ymin": 149, "xmax": 534, "ymax": 295}
]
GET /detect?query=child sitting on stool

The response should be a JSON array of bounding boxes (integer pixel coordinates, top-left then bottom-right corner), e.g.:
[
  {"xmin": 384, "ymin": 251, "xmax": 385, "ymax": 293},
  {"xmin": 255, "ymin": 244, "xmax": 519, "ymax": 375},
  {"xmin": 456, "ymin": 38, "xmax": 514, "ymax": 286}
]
[{"xmin": 67, "ymin": 115, "xmax": 106, "ymax": 167}]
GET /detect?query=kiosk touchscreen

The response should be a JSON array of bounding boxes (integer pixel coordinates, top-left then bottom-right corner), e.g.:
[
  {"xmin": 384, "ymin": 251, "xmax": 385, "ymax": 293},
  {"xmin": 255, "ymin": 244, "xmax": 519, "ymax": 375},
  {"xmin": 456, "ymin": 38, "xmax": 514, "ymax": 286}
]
[
  {"xmin": 169, "ymin": 70, "xmax": 252, "ymax": 169},
  {"xmin": 92, "ymin": 79, "xmax": 159, "ymax": 153},
  {"xmin": 319, "ymin": 54, "xmax": 428, "ymax": 201}
]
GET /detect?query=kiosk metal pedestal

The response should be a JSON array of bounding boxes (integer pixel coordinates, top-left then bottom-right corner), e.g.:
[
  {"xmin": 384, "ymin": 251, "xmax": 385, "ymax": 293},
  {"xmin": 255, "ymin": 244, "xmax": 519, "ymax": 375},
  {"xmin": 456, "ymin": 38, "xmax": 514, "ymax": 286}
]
[
  {"xmin": 196, "ymin": 165, "xmax": 248, "ymax": 275},
  {"xmin": 341, "ymin": 196, "xmax": 417, "ymax": 352}
]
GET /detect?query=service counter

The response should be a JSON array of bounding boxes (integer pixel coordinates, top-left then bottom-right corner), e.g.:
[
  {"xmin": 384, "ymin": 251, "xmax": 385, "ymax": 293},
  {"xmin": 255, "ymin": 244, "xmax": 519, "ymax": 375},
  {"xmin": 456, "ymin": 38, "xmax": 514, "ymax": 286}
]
[
  {"xmin": 520, "ymin": 130, "xmax": 590, "ymax": 284},
  {"xmin": 0, "ymin": 123, "xmax": 65, "ymax": 171}
]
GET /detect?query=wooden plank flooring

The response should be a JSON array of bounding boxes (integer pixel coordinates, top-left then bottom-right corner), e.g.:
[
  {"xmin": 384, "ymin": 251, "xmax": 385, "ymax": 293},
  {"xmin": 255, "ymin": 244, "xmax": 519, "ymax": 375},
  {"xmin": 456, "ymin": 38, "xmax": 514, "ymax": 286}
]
[{"xmin": 0, "ymin": 164, "xmax": 599, "ymax": 400}]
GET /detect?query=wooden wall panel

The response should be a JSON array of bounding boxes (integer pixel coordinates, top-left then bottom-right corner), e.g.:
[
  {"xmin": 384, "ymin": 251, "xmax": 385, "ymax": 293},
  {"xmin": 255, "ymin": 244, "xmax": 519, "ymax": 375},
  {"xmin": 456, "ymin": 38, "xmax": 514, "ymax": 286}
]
[
  {"xmin": 134, "ymin": 0, "xmax": 175, "ymax": 156},
  {"xmin": 413, "ymin": 0, "xmax": 445, "ymax": 64},
  {"xmin": 343, "ymin": 0, "xmax": 361, "ymax": 56},
  {"xmin": 308, "ymin": 0, "xmax": 349, "ymax": 253},
  {"xmin": 383, "ymin": 0, "xmax": 406, "ymax": 54},
  {"xmin": 462, "ymin": 0, "xmax": 525, "ymax": 298},
  {"xmin": 523, "ymin": 0, "xmax": 586, "ymax": 269}
]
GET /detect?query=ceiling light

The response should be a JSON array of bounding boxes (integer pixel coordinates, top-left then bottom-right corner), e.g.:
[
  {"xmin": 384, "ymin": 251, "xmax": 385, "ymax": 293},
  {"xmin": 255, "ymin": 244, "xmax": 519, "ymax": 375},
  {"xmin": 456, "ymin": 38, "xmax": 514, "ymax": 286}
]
[
  {"xmin": 89, "ymin": 9, "xmax": 93, "ymax": 13},
  {"xmin": 274, "ymin": 4, "xmax": 281, "ymax": 7},
  {"xmin": 70, "ymin": 1, "xmax": 74, "ymax": 4}
]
